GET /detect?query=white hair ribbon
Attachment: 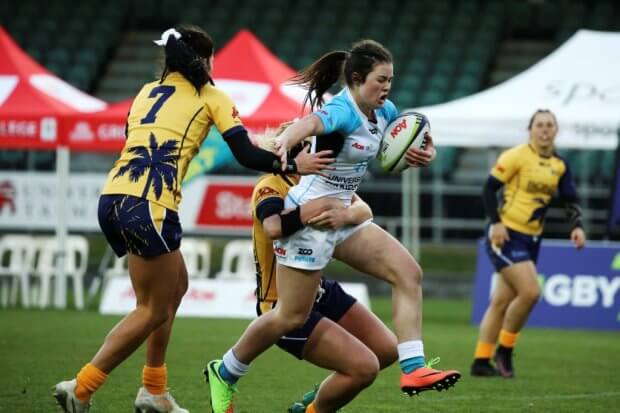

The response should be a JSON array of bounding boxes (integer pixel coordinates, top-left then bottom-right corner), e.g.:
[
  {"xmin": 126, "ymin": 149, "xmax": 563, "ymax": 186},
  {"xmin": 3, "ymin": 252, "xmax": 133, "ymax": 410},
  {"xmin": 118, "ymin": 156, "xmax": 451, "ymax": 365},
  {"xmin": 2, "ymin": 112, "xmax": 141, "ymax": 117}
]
[{"xmin": 153, "ymin": 28, "xmax": 181, "ymax": 46}]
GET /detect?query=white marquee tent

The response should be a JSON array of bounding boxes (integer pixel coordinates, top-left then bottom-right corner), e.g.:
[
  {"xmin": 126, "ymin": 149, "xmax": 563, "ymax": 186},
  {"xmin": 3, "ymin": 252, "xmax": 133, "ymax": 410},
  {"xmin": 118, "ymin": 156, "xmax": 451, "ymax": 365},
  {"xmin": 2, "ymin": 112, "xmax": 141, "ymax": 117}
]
[{"xmin": 414, "ymin": 29, "xmax": 620, "ymax": 150}]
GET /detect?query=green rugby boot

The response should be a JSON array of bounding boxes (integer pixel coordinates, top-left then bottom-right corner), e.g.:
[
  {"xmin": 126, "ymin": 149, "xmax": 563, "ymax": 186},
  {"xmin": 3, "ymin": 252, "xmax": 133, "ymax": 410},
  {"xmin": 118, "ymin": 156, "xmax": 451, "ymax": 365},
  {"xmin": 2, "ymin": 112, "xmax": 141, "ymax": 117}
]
[
  {"xmin": 204, "ymin": 360, "xmax": 237, "ymax": 413},
  {"xmin": 288, "ymin": 386, "xmax": 317, "ymax": 413}
]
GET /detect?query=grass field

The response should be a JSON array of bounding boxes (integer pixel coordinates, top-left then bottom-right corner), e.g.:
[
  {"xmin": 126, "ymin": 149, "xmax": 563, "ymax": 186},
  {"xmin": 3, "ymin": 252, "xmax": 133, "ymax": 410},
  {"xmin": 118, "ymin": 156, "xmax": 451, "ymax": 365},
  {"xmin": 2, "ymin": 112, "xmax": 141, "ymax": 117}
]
[{"xmin": 1, "ymin": 298, "xmax": 619, "ymax": 412}]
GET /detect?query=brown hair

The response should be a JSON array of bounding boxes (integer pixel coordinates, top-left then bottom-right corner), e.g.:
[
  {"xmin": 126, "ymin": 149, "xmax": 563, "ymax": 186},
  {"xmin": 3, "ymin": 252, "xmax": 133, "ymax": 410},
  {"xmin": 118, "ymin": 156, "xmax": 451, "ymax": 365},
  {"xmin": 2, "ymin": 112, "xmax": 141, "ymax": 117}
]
[
  {"xmin": 289, "ymin": 39, "xmax": 393, "ymax": 110},
  {"xmin": 527, "ymin": 109, "xmax": 558, "ymax": 130}
]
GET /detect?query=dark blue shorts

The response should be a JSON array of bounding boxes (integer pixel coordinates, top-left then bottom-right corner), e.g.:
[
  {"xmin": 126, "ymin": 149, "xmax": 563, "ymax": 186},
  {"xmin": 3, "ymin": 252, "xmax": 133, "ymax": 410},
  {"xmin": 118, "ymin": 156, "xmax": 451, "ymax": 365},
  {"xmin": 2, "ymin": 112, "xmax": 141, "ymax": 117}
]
[
  {"xmin": 98, "ymin": 194, "xmax": 182, "ymax": 258},
  {"xmin": 257, "ymin": 278, "xmax": 357, "ymax": 359},
  {"xmin": 485, "ymin": 225, "xmax": 542, "ymax": 271}
]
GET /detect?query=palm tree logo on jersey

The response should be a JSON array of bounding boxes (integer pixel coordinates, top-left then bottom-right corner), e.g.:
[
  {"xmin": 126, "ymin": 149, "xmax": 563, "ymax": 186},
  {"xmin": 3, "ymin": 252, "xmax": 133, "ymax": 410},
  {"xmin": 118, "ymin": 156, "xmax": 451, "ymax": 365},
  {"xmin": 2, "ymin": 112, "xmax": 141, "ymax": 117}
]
[
  {"xmin": 528, "ymin": 197, "xmax": 549, "ymax": 226},
  {"xmin": 114, "ymin": 133, "xmax": 178, "ymax": 200}
]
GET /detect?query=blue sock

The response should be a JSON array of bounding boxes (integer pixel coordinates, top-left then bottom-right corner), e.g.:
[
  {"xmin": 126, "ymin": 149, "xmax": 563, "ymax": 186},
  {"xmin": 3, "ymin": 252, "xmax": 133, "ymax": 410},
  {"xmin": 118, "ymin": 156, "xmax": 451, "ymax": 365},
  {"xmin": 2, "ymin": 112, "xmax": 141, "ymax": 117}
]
[
  {"xmin": 400, "ymin": 356, "xmax": 425, "ymax": 374},
  {"xmin": 218, "ymin": 362, "xmax": 239, "ymax": 385}
]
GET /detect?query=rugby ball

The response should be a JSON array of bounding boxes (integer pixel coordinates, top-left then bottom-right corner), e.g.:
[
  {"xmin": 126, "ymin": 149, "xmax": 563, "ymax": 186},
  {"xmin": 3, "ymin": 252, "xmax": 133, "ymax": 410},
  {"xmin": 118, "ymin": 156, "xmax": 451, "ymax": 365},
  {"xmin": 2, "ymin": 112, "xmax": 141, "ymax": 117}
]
[{"xmin": 379, "ymin": 112, "xmax": 430, "ymax": 173}]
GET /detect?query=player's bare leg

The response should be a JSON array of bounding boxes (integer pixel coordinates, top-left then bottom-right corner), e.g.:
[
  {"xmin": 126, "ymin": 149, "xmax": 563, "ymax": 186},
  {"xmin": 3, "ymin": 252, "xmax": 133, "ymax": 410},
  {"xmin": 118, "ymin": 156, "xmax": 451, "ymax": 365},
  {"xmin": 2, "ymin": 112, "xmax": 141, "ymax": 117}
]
[
  {"xmin": 232, "ymin": 265, "xmax": 322, "ymax": 363},
  {"xmin": 478, "ymin": 274, "xmax": 517, "ymax": 343},
  {"xmin": 135, "ymin": 255, "xmax": 189, "ymax": 413},
  {"xmin": 334, "ymin": 223, "xmax": 460, "ymax": 395},
  {"xmin": 337, "ymin": 302, "xmax": 398, "ymax": 369},
  {"xmin": 289, "ymin": 302, "xmax": 398, "ymax": 412},
  {"xmin": 495, "ymin": 261, "xmax": 540, "ymax": 377},
  {"xmin": 472, "ymin": 274, "xmax": 516, "ymax": 376},
  {"xmin": 54, "ymin": 251, "xmax": 183, "ymax": 412},
  {"xmin": 91, "ymin": 251, "xmax": 183, "ymax": 371},
  {"xmin": 302, "ymin": 318, "xmax": 380, "ymax": 412},
  {"xmin": 207, "ymin": 266, "xmax": 321, "ymax": 413},
  {"xmin": 335, "ymin": 224, "xmax": 422, "ymax": 341},
  {"xmin": 500, "ymin": 261, "xmax": 540, "ymax": 332}
]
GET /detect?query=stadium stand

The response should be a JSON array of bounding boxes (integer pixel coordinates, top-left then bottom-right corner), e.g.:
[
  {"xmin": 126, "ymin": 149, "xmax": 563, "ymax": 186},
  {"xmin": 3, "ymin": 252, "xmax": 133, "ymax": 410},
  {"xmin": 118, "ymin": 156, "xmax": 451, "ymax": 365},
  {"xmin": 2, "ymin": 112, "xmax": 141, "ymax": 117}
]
[
  {"xmin": 2, "ymin": 0, "xmax": 617, "ymax": 110},
  {"xmin": 0, "ymin": 0, "xmax": 618, "ymax": 240}
]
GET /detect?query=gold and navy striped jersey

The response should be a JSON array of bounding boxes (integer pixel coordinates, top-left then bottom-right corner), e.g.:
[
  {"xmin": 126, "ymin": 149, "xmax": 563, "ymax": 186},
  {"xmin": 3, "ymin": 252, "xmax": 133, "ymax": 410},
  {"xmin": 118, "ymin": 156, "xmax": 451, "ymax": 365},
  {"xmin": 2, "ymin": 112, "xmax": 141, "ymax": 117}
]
[
  {"xmin": 491, "ymin": 143, "xmax": 576, "ymax": 236},
  {"xmin": 252, "ymin": 173, "xmax": 300, "ymax": 313},
  {"xmin": 101, "ymin": 72, "xmax": 243, "ymax": 211}
]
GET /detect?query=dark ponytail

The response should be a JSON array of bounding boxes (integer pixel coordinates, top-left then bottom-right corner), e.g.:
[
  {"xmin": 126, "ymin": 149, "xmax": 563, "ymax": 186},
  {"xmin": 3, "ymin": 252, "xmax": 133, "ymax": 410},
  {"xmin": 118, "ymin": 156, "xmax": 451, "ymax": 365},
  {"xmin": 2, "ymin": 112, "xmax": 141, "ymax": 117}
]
[
  {"xmin": 160, "ymin": 25, "xmax": 215, "ymax": 94},
  {"xmin": 289, "ymin": 51, "xmax": 348, "ymax": 110},
  {"xmin": 289, "ymin": 39, "xmax": 392, "ymax": 111}
]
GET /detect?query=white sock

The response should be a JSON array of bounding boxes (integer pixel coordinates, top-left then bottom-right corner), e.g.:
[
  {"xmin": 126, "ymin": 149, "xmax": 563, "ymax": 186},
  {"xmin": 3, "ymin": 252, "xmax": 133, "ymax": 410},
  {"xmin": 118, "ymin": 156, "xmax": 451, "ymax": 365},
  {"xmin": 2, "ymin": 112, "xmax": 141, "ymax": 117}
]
[
  {"xmin": 397, "ymin": 340, "xmax": 424, "ymax": 361},
  {"xmin": 222, "ymin": 349, "xmax": 250, "ymax": 378}
]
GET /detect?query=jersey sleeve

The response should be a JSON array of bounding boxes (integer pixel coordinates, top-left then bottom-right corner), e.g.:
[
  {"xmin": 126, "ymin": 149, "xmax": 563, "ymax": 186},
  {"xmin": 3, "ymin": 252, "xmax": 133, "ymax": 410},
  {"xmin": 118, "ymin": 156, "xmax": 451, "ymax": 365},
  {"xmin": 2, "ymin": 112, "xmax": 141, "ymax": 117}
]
[
  {"xmin": 206, "ymin": 88, "xmax": 244, "ymax": 138},
  {"xmin": 490, "ymin": 146, "xmax": 522, "ymax": 183},
  {"xmin": 557, "ymin": 158, "xmax": 578, "ymax": 200},
  {"xmin": 254, "ymin": 179, "xmax": 286, "ymax": 204},
  {"xmin": 252, "ymin": 175, "xmax": 288, "ymax": 216},
  {"xmin": 313, "ymin": 95, "xmax": 361, "ymax": 135}
]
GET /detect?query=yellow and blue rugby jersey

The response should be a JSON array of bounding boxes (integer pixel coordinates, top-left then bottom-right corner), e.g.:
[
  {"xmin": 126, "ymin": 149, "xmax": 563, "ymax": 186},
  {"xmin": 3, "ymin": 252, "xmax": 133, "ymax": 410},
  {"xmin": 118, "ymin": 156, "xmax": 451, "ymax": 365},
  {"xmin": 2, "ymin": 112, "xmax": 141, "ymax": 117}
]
[
  {"xmin": 252, "ymin": 173, "xmax": 300, "ymax": 313},
  {"xmin": 491, "ymin": 143, "xmax": 575, "ymax": 236},
  {"xmin": 101, "ymin": 72, "xmax": 243, "ymax": 211}
]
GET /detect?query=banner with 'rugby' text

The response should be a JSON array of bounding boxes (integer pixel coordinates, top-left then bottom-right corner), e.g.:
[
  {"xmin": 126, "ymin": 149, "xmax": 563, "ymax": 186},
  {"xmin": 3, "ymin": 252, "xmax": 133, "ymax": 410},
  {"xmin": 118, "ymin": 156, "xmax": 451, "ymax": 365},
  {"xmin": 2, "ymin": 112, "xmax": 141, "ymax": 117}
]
[{"xmin": 472, "ymin": 239, "xmax": 620, "ymax": 331}]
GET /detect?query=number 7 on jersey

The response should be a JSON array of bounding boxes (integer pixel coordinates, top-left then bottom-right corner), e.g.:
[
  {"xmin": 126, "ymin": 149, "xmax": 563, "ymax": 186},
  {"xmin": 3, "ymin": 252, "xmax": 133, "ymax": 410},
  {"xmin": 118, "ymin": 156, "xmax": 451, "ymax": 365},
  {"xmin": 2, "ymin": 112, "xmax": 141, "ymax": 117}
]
[{"xmin": 140, "ymin": 85, "xmax": 176, "ymax": 124}]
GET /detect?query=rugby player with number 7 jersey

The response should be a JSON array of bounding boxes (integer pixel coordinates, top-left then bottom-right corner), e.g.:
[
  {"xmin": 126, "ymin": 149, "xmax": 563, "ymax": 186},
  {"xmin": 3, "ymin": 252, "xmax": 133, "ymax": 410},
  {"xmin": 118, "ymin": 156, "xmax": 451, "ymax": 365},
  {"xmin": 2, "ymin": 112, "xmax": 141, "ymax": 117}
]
[{"xmin": 53, "ymin": 25, "xmax": 332, "ymax": 413}]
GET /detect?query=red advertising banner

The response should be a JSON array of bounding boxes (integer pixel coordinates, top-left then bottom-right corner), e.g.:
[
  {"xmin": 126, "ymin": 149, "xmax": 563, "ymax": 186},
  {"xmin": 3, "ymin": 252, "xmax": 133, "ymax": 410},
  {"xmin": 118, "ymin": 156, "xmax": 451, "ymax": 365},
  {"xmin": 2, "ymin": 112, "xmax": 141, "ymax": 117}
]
[
  {"xmin": 195, "ymin": 182, "xmax": 254, "ymax": 231},
  {"xmin": 64, "ymin": 99, "xmax": 132, "ymax": 153},
  {"xmin": 0, "ymin": 114, "xmax": 60, "ymax": 150}
]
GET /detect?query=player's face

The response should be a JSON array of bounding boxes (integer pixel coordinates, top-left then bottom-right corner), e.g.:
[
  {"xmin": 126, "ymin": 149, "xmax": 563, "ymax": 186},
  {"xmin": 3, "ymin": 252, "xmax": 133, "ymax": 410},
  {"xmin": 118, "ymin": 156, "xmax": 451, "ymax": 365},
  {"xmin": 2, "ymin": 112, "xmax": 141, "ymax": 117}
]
[
  {"xmin": 529, "ymin": 113, "xmax": 558, "ymax": 150},
  {"xmin": 358, "ymin": 62, "xmax": 393, "ymax": 109}
]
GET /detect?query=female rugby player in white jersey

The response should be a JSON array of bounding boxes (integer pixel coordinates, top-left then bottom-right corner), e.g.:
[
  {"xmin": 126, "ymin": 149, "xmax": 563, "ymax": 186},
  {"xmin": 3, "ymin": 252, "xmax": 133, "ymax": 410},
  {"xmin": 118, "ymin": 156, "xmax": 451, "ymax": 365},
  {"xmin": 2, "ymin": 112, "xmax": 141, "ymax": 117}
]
[{"xmin": 207, "ymin": 39, "xmax": 460, "ymax": 413}]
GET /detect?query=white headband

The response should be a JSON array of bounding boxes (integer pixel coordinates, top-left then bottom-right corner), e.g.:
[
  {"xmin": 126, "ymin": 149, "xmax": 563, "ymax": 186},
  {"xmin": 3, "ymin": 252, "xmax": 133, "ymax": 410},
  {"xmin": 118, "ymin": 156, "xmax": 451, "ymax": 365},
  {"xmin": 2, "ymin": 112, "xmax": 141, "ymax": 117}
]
[{"xmin": 153, "ymin": 28, "xmax": 181, "ymax": 46}]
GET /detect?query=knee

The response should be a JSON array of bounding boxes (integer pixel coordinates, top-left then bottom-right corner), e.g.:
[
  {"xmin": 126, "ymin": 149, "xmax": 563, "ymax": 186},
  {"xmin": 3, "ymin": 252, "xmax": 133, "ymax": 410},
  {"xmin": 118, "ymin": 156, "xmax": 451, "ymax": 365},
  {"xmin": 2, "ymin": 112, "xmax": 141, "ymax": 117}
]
[
  {"xmin": 285, "ymin": 314, "xmax": 308, "ymax": 331},
  {"xmin": 489, "ymin": 295, "xmax": 511, "ymax": 313},
  {"xmin": 389, "ymin": 259, "xmax": 422, "ymax": 289},
  {"xmin": 152, "ymin": 308, "xmax": 170, "ymax": 328},
  {"xmin": 273, "ymin": 308, "xmax": 310, "ymax": 332},
  {"xmin": 371, "ymin": 331, "xmax": 399, "ymax": 369},
  {"xmin": 377, "ymin": 345, "xmax": 399, "ymax": 369},
  {"xmin": 519, "ymin": 285, "xmax": 541, "ymax": 305},
  {"xmin": 139, "ymin": 305, "xmax": 170, "ymax": 329},
  {"xmin": 349, "ymin": 354, "xmax": 380, "ymax": 386}
]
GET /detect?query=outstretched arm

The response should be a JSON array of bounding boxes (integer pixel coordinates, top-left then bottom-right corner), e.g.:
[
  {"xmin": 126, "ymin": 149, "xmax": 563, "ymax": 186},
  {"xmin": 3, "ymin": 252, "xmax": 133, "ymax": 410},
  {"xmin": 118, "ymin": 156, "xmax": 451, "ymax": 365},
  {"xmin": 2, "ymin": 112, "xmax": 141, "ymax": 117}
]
[
  {"xmin": 224, "ymin": 126, "xmax": 332, "ymax": 174},
  {"xmin": 224, "ymin": 126, "xmax": 288, "ymax": 173},
  {"xmin": 275, "ymin": 115, "xmax": 325, "ymax": 171}
]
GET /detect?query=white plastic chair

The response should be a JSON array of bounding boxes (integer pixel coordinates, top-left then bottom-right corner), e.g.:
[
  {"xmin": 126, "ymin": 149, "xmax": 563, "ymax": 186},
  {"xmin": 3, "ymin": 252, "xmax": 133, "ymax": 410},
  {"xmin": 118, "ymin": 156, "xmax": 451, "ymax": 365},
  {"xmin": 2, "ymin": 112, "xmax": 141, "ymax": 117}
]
[
  {"xmin": 215, "ymin": 239, "xmax": 256, "ymax": 281},
  {"xmin": 87, "ymin": 247, "xmax": 127, "ymax": 301},
  {"xmin": 0, "ymin": 234, "xmax": 37, "ymax": 307},
  {"xmin": 180, "ymin": 238, "xmax": 211, "ymax": 278},
  {"xmin": 99, "ymin": 238, "xmax": 211, "ymax": 283},
  {"xmin": 34, "ymin": 235, "xmax": 89, "ymax": 309}
]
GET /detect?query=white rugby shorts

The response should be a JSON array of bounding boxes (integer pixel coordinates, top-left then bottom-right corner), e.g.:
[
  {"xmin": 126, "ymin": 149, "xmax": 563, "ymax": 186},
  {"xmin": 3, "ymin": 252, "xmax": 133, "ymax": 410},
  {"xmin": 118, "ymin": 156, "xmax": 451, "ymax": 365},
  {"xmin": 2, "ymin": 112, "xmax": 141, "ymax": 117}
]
[{"xmin": 274, "ymin": 218, "xmax": 372, "ymax": 270}]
